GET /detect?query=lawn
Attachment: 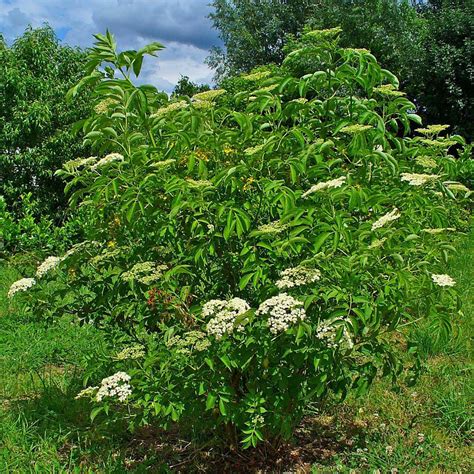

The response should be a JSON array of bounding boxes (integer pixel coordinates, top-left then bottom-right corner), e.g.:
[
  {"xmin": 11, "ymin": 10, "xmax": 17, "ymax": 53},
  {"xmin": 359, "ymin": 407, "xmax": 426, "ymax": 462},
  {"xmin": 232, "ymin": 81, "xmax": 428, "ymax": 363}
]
[{"xmin": 1, "ymin": 230, "xmax": 472, "ymax": 473}]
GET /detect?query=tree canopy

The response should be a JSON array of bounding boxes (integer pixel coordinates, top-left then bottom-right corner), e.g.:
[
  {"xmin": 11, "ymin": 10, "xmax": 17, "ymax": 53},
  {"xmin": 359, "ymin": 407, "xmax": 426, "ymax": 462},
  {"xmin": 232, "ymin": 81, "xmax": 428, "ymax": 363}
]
[{"xmin": 0, "ymin": 26, "xmax": 92, "ymax": 221}]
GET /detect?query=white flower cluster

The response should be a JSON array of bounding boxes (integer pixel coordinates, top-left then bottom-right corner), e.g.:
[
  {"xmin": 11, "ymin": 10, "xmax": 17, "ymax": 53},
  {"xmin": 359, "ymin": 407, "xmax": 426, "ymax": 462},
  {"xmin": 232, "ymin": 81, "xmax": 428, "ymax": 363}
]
[
  {"xmin": 315, "ymin": 320, "xmax": 339, "ymax": 348},
  {"xmin": 422, "ymin": 227, "xmax": 456, "ymax": 235},
  {"xmin": 302, "ymin": 176, "xmax": 346, "ymax": 198},
  {"xmin": 186, "ymin": 178, "xmax": 213, "ymax": 188},
  {"xmin": 371, "ymin": 208, "xmax": 401, "ymax": 231},
  {"xmin": 414, "ymin": 155, "xmax": 437, "ymax": 169},
  {"xmin": 152, "ymin": 100, "xmax": 188, "ymax": 118},
  {"xmin": 166, "ymin": 331, "xmax": 211, "ymax": 355},
  {"xmin": 368, "ymin": 237, "xmax": 387, "ymax": 249},
  {"xmin": 276, "ymin": 266, "xmax": 321, "ymax": 289},
  {"xmin": 151, "ymin": 159, "xmax": 176, "ymax": 169},
  {"xmin": 121, "ymin": 262, "xmax": 167, "ymax": 285},
  {"xmin": 242, "ymin": 70, "xmax": 271, "ymax": 81},
  {"xmin": 114, "ymin": 344, "xmax": 145, "ymax": 361},
  {"xmin": 257, "ymin": 220, "xmax": 288, "ymax": 235},
  {"xmin": 7, "ymin": 278, "xmax": 36, "ymax": 298},
  {"xmin": 400, "ymin": 173, "xmax": 439, "ymax": 186},
  {"xmin": 91, "ymin": 153, "xmax": 124, "ymax": 170},
  {"xmin": 96, "ymin": 372, "xmax": 132, "ymax": 402},
  {"xmin": 36, "ymin": 256, "xmax": 63, "ymax": 278},
  {"xmin": 256, "ymin": 293, "xmax": 306, "ymax": 334},
  {"xmin": 445, "ymin": 182, "xmax": 470, "ymax": 193},
  {"xmin": 204, "ymin": 297, "xmax": 250, "ymax": 339},
  {"xmin": 431, "ymin": 274, "xmax": 456, "ymax": 287},
  {"xmin": 192, "ymin": 89, "xmax": 226, "ymax": 102},
  {"xmin": 63, "ymin": 156, "xmax": 97, "ymax": 172}
]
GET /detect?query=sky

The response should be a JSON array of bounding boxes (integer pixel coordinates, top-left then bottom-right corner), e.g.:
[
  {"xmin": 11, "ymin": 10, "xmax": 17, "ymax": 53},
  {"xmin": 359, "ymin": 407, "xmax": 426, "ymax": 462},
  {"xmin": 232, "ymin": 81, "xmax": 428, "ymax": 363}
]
[{"xmin": 0, "ymin": 0, "xmax": 221, "ymax": 92}]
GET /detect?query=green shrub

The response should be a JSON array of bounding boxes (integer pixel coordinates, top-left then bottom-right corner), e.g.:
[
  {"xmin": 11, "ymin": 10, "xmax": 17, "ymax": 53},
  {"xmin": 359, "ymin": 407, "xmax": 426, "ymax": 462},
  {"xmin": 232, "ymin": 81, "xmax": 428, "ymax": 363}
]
[{"xmin": 9, "ymin": 29, "xmax": 472, "ymax": 449}]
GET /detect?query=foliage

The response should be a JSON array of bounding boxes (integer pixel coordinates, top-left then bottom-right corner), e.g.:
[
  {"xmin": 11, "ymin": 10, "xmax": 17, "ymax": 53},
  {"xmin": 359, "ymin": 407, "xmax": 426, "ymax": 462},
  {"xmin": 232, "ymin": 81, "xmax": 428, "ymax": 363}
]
[
  {"xmin": 208, "ymin": 0, "xmax": 474, "ymax": 139},
  {"xmin": 0, "ymin": 26, "xmax": 92, "ymax": 221},
  {"xmin": 172, "ymin": 75, "xmax": 210, "ymax": 98},
  {"xmin": 207, "ymin": 0, "xmax": 315, "ymax": 80},
  {"xmin": 0, "ymin": 194, "xmax": 87, "ymax": 256},
  {"xmin": 12, "ymin": 29, "xmax": 472, "ymax": 449}
]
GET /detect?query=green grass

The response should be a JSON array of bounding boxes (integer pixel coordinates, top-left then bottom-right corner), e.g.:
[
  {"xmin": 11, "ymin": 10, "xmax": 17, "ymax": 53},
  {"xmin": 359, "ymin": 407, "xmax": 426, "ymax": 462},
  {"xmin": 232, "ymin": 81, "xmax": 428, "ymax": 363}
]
[{"xmin": 0, "ymin": 231, "xmax": 472, "ymax": 472}]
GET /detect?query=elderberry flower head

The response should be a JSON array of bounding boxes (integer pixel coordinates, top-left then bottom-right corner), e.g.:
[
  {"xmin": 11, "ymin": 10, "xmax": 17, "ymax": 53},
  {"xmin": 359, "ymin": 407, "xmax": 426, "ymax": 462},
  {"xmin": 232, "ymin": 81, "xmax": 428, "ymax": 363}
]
[
  {"xmin": 431, "ymin": 273, "xmax": 456, "ymax": 287},
  {"xmin": 204, "ymin": 297, "xmax": 250, "ymax": 339},
  {"xmin": 256, "ymin": 293, "xmax": 305, "ymax": 334},
  {"xmin": 7, "ymin": 278, "xmax": 36, "ymax": 298},
  {"xmin": 302, "ymin": 176, "xmax": 346, "ymax": 198},
  {"xmin": 371, "ymin": 208, "xmax": 401, "ymax": 231},
  {"xmin": 36, "ymin": 256, "xmax": 63, "ymax": 278},
  {"xmin": 96, "ymin": 372, "xmax": 132, "ymax": 402},
  {"xmin": 276, "ymin": 266, "xmax": 321, "ymax": 289}
]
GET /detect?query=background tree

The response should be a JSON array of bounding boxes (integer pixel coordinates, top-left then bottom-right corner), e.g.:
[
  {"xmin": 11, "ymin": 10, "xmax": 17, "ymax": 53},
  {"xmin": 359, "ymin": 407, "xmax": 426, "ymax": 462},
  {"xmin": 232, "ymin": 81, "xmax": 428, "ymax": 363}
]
[
  {"xmin": 207, "ymin": 0, "xmax": 315, "ymax": 80},
  {"xmin": 0, "ymin": 26, "xmax": 92, "ymax": 222},
  {"xmin": 172, "ymin": 75, "xmax": 210, "ymax": 97}
]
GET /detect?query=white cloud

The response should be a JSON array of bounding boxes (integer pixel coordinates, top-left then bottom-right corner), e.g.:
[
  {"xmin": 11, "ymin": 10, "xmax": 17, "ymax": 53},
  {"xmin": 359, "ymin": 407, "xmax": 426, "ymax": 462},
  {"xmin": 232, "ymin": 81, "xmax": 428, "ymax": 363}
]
[{"xmin": 0, "ymin": 0, "xmax": 220, "ymax": 91}]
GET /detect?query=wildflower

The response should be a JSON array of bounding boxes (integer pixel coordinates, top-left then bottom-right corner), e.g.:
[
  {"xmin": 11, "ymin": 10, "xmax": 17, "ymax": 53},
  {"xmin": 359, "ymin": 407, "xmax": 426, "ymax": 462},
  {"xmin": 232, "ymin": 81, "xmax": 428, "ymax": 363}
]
[
  {"xmin": 276, "ymin": 266, "xmax": 321, "ymax": 289},
  {"xmin": 256, "ymin": 293, "xmax": 306, "ymax": 334},
  {"xmin": 7, "ymin": 278, "xmax": 36, "ymax": 298},
  {"xmin": 303, "ymin": 27, "xmax": 342, "ymax": 40},
  {"xmin": 371, "ymin": 208, "xmax": 401, "ymax": 231},
  {"xmin": 422, "ymin": 228, "xmax": 456, "ymax": 235},
  {"xmin": 192, "ymin": 100, "xmax": 213, "ymax": 110},
  {"xmin": 291, "ymin": 97, "xmax": 308, "ymax": 104},
  {"xmin": 195, "ymin": 150, "xmax": 209, "ymax": 161},
  {"xmin": 151, "ymin": 100, "xmax": 188, "ymax": 118},
  {"xmin": 204, "ymin": 297, "xmax": 250, "ymax": 339},
  {"xmin": 166, "ymin": 330, "xmax": 211, "ymax": 355},
  {"xmin": 91, "ymin": 153, "xmax": 124, "ymax": 170},
  {"xmin": 114, "ymin": 344, "xmax": 145, "ymax": 360},
  {"xmin": 302, "ymin": 176, "xmax": 346, "ymax": 198},
  {"xmin": 373, "ymin": 84, "xmax": 406, "ymax": 97},
  {"xmin": 36, "ymin": 256, "xmax": 63, "ymax": 278},
  {"xmin": 207, "ymin": 223, "xmax": 215, "ymax": 232},
  {"xmin": 400, "ymin": 173, "xmax": 439, "ymax": 186},
  {"xmin": 63, "ymin": 156, "xmax": 97, "ymax": 171},
  {"xmin": 256, "ymin": 220, "xmax": 288, "ymax": 235},
  {"xmin": 242, "ymin": 70, "xmax": 271, "ymax": 81},
  {"xmin": 186, "ymin": 178, "xmax": 213, "ymax": 188},
  {"xmin": 121, "ymin": 262, "xmax": 167, "ymax": 285},
  {"xmin": 244, "ymin": 144, "xmax": 265, "ymax": 155},
  {"xmin": 223, "ymin": 144, "xmax": 234, "ymax": 154},
  {"xmin": 414, "ymin": 155, "xmax": 437, "ymax": 169},
  {"xmin": 417, "ymin": 138, "xmax": 457, "ymax": 148},
  {"xmin": 416, "ymin": 124, "xmax": 450, "ymax": 136},
  {"xmin": 192, "ymin": 89, "xmax": 226, "ymax": 102},
  {"xmin": 242, "ymin": 176, "xmax": 255, "ymax": 191},
  {"xmin": 340, "ymin": 124, "xmax": 372, "ymax": 134},
  {"xmin": 96, "ymin": 372, "xmax": 132, "ymax": 402},
  {"xmin": 315, "ymin": 320, "xmax": 342, "ymax": 348},
  {"xmin": 431, "ymin": 273, "xmax": 455, "ymax": 287},
  {"xmin": 94, "ymin": 97, "xmax": 117, "ymax": 114},
  {"xmin": 445, "ymin": 182, "xmax": 470, "ymax": 193},
  {"xmin": 75, "ymin": 386, "xmax": 99, "ymax": 400},
  {"xmin": 152, "ymin": 159, "xmax": 176, "ymax": 169},
  {"xmin": 368, "ymin": 238, "xmax": 387, "ymax": 249},
  {"xmin": 385, "ymin": 445, "xmax": 394, "ymax": 455},
  {"xmin": 253, "ymin": 84, "xmax": 279, "ymax": 94},
  {"xmin": 417, "ymin": 433, "xmax": 425, "ymax": 443}
]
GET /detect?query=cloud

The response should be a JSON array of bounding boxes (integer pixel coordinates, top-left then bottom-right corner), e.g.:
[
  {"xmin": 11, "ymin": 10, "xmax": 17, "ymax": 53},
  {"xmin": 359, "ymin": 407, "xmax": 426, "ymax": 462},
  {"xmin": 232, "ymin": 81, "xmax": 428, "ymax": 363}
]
[{"xmin": 0, "ymin": 0, "xmax": 221, "ymax": 92}]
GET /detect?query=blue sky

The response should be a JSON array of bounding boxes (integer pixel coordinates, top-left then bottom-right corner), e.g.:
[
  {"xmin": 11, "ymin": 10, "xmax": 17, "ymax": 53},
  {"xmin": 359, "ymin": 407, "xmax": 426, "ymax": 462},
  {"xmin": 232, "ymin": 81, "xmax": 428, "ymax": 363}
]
[{"xmin": 0, "ymin": 0, "xmax": 221, "ymax": 91}]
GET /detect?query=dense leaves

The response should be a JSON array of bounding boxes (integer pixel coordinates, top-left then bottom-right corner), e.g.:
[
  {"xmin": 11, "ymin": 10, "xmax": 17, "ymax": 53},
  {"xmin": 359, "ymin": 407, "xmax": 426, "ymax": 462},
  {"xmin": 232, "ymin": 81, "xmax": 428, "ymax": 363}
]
[
  {"xmin": 208, "ymin": 0, "xmax": 474, "ymax": 139},
  {"xmin": 0, "ymin": 26, "xmax": 92, "ymax": 221},
  {"xmin": 14, "ymin": 30, "xmax": 471, "ymax": 449}
]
